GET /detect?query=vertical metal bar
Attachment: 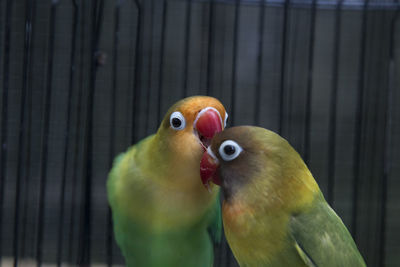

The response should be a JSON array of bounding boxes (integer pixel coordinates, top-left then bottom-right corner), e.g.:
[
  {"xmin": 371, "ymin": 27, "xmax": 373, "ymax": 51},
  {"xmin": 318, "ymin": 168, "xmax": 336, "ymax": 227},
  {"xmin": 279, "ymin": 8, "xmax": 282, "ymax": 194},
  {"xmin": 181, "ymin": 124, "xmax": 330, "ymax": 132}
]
[
  {"xmin": 327, "ymin": 0, "xmax": 343, "ymax": 206},
  {"xmin": 126, "ymin": 1, "xmax": 137, "ymax": 142},
  {"xmin": 106, "ymin": 0, "xmax": 121, "ymax": 265},
  {"xmin": 106, "ymin": 196, "xmax": 114, "ymax": 265},
  {"xmin": 145, "ymin": 0, "xmax": 154, "ymax": 134},
  {"xmin": 157, "ymin": 0, "xmax": 168, "ymax": 125},
  {"xmin": 0, "ymin": 0, "xmax": 2, "ymax": 64},
  {"xmin": 0, "ymin": 0, "xmax": 13, "ymax": 263},
  {"xmin": 132, "ymin": 0, "xmax": 142, "ymax": 143},
  {"xmin": 182, "ymin": 0, "xmax": 192, "ymax": 97},
  {"xmin": 379, "ymin": 5, "xmax": 398, "ymax": 266},
  {"xmin": 225, "ymin": 1, "xmax": 241, "ymax": 265},
  {"xmin": 206, "ymin": 0, "xmax": 215, "ymax": 96},
  {"xmin": 20, "ymin": 6, "xmax": 35, "ymax": 260},
  {"xmin": 278, "ymin": 0, "xmax": 289, "ymax": 135},
  {"xmin": 254, "ymin": 0, "xmax": 265, "ymax": 125},
  {"xmin": 365, "ymin": 10, "xmax": 385, "ymax": 264},
  {"xmin": 303, "ymin": 0, "xmax": 317, "ymax": 165},
  {"xmin": 56, "ymin": 1, "xmax": 78, "ymax": 266},
  {"xmin": 351, "ymin": 0, "xmax": 369, "ymax": 239},
  {"xmin": 229, "ymin": 0, "xmax": 240, "ymax": 128},
  {"xmin": 200, "ymin": 4, "xmax": 209, "ymax": 96},
  {"xmin": 36, "ymin": 1, "xmax": 57, "ymax": 266},
  {"xmin": 68, "ymin": 1, "xmax": 83, "ymax": 262},
  {"xmin": 13, "ymin": 0, "xmax": 35, "ymax": 265},
  {"xmin": 77, "ymin": 0, "xmax": 104, "ymax": 265}
]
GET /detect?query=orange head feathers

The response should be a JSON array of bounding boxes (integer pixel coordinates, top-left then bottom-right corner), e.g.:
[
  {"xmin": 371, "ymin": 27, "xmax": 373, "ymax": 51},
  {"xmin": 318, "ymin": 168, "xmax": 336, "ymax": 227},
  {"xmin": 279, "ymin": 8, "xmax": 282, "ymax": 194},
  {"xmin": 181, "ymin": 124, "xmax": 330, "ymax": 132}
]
[{"xmin": 157, "ymin": 96, "xmax": 228, "ymax": 156}]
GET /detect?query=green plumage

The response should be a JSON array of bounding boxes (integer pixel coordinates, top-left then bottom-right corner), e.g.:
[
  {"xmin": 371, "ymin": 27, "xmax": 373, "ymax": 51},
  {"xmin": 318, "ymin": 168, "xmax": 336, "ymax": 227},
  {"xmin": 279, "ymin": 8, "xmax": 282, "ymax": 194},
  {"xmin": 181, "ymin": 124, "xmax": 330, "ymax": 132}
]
[
  {"xmin": 107, "ymin": 96, "xmax": 226, "ymax": 267},
  {"xmin": 205, "ymin": 126, "xmax": 366, "ymax": 267},
  {"xmin": 108, "ymin": 138, "xmax": 221, "ymax": 267},
  {"xmin": 289, "ymin": 192, "xmax": 366, "ymax": 267}
]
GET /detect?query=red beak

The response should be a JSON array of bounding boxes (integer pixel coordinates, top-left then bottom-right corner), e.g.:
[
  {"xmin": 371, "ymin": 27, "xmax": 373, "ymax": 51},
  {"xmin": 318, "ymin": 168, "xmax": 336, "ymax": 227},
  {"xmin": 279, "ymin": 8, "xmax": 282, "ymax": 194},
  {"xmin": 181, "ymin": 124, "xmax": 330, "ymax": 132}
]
[
  {"xmin": 200, "ymin": 150, "xmax": 221, "ymax": 191},
  {"xmin": 195, "ymin": 108, "xmax": 223, "ymax": 139}
]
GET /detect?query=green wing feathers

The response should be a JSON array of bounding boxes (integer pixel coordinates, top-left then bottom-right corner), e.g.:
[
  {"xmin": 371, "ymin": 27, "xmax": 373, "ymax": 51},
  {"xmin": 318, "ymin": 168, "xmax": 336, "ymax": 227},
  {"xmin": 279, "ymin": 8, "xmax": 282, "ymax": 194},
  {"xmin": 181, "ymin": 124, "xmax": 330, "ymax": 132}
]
[
  {"xmin": 289, "ymin": 195, "xmax": 366, "ymax": 267},
  {"xmin": 207, "ymin": 192, "xmax": 222, "ymax": 244},
  {"xmin": 107, "ymin": 141, "xmax": 221, "ymax": 267},
  {"xmin": 107, "ymin": 151, "xmax": 126, "ymax": 211}
]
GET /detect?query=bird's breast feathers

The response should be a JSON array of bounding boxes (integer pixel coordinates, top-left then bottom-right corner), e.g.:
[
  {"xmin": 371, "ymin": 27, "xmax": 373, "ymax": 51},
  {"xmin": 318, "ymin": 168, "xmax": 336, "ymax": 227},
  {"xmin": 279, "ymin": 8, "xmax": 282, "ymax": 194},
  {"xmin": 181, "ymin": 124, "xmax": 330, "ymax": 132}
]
[{"xmin": 111, "ymin": 143, "xmax": 219, "ymax": 232}]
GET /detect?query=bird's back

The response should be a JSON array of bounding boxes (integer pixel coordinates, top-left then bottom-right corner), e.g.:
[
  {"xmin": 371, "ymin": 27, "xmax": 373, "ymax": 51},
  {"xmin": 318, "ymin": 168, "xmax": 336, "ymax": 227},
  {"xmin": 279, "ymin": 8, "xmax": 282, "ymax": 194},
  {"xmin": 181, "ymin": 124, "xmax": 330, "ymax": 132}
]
[{"xmin": 288, "ymin": 193, "xmax": 366, "ymax": 267}]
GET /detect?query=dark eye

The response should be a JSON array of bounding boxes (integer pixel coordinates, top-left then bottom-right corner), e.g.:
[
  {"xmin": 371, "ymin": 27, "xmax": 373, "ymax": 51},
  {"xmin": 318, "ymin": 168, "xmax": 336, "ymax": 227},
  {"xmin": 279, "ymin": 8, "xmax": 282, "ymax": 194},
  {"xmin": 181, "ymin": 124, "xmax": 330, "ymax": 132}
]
[
  {"xmin": 170, "ymin": 111, "xmax": 186, "ymax": 130},
  {"xmin": 223, "ymin": 145, "xmax": 235, "ymax": 155},
  {"xmin": 172, "ymin": 118, "xmax": 181, "ymax": 128},
  {"xmin": 219, "ymin": 140, "xmax": 243, "ymax": 161}
]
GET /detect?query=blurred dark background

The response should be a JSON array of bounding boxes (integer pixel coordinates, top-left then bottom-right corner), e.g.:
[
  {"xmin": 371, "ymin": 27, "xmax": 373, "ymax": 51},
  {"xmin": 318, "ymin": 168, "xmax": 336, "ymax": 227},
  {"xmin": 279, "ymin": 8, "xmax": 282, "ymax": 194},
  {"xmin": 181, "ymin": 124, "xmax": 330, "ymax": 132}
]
[{"xmin": 0, "ymin": 0, "xmax": 399, "ymax": 266}]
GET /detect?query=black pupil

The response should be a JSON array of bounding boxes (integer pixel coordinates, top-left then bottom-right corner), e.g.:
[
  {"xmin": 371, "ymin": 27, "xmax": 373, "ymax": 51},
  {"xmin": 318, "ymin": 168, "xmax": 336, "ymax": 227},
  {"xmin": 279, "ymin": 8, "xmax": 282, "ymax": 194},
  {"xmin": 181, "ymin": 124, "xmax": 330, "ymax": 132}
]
[
  {"xmin": 172, "ymin": 118, "xmax": 182, "ymax": 128},
  {"xmin": 224, "ymin": 145, "xmax": 235, "ymax": 155}
]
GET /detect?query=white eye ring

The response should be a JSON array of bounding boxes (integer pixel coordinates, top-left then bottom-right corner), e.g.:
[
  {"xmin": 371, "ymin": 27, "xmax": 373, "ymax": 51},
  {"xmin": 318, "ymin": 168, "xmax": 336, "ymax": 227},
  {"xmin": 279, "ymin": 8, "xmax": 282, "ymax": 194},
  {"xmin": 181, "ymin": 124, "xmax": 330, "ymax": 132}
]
[
  {"xmin": 218, "ymin": 140, "xmax": 243, "ymax": 162},
  {"xmin": 170, "ymin": 111, "xmax": 186, "ymax": 130},
  {"xmin": 224, "ymin": 112, "xmax": 228, "ymax": 128}
]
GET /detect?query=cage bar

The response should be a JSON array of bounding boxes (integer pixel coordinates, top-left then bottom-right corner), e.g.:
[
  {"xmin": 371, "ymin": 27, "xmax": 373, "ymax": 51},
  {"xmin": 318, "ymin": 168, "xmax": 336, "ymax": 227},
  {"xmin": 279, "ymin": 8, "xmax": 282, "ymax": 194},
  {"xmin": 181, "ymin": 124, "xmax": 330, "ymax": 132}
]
[
  {"xmin": 182, "ymin": 0, "xmax": 193, "ymax": 96},
  {"xmin": 18, "ymin": 0, "xmax": 35, "ymax": 259},
  {"xmin": 278, "ymin": 0, "xmax": 289, "ymax": 135},
  {"xmin": 131, "ymin": 0, "xmax": 142, "ymax": 144},
  {"xmin": 156, "ymin": 0, "xmax": 168, "ymax": 125},
  {"xmin": 229, "ymin": 0, "xmax": 241, "ymax": 127},
  {"xmin": 106, "ymin": 0, "xmax": 122, "ymax": 265},
  {"xmin": 13, "ymin": 0, "xmax": 36, "ymax": 265},
  {"xmin": 55, "ymin": 1, "xmax": 79, "ymax": 266},
  {"xmin": 206, "ymin": 0, "xmax": 216, "ymax": 96},
  {"xmin": 77, "ymin": 0, "xmax": 105, "ymax": 265},
  {"xmin": 0, "ymin": 0, "xmax": 13, "ymax": 264},
  {"xmin": 254, "ymin": 0, "xmax": 265, "ymax": 125},
  {"xmin": 351, "ymin": 0, "xmax": 369, "ymax": 239},
  {"xmin": 326, "ymin": 0, "xmax": 343, "ymax": 206},
  {"xmin": 36, "ymin": 1, "xmax": 58, "ymax": 266},
  {"xmin": 144, "ymin": 0, "xmax": 155, "ymax": 134},
  {"xmin": 378, "ymin": 4, "xmax": 399, "ymax": 266},
  {"xmin": 67, "ymin": 1, "xmax": 84, "ymax": 263},
  {"xmin": 303, "ymin": 0, "xmax": 316, "ymax": 165}
]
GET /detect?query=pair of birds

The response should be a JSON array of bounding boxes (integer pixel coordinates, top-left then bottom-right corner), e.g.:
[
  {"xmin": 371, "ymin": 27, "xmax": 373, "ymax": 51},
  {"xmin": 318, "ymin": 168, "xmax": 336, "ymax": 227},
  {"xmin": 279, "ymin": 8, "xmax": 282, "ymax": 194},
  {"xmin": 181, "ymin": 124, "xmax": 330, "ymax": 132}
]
[{"xmin": 107, "ymin": 96, "xmax": 366, "ymax": 267}]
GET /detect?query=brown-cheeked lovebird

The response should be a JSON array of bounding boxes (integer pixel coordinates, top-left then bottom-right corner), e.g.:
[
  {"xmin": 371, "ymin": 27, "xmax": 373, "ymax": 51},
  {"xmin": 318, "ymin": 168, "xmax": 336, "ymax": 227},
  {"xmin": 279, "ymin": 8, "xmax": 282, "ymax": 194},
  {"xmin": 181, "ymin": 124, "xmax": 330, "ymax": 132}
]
[
  {"xmin": 108, "ymin": 96, "xmax": 228, "ymax": 267},
  {"xmin": 200, "ymin": 126, "xmax": 366, "ymax": 267}
]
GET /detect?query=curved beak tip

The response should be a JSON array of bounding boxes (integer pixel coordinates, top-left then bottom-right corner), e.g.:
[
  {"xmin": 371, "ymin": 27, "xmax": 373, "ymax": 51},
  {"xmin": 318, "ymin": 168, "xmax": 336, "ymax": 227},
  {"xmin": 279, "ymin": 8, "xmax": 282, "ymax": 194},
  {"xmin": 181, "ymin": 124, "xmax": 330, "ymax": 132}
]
[{"xmin": 200, "ymin": 150, "xmax": 221, "ymax": 191}]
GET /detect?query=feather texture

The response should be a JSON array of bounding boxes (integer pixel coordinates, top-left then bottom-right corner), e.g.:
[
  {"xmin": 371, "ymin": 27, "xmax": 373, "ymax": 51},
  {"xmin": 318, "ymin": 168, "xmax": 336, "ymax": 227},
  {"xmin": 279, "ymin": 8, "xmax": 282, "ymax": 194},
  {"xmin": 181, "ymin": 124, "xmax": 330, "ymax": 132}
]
[{"xmin": 107, "ymin": 96, "xmax": 226, "ymax": 267}]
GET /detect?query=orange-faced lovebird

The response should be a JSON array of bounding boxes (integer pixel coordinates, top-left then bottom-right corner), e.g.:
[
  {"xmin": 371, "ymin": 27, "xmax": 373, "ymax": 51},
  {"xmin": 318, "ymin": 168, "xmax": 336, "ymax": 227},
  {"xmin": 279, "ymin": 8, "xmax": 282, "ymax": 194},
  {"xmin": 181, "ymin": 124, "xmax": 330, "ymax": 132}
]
[
  {"xmin": 200, "ymin": 126, "xmax": 366, "ymax": 267},
  {"xmin": 107, "ymin": 96, "xmax": 228, "ymax": 267}
]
